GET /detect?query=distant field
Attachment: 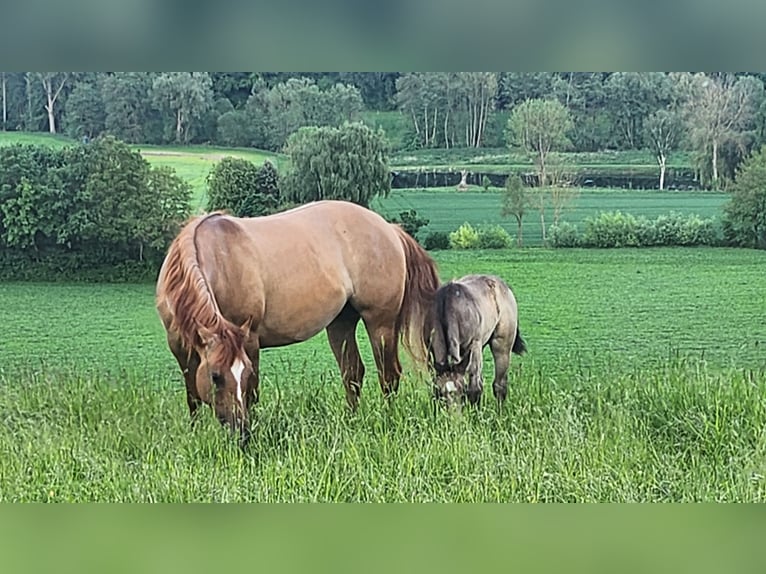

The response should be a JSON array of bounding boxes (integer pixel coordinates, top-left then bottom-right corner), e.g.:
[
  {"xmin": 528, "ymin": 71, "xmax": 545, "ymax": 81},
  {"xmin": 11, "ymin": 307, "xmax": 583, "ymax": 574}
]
[
  {"xmin": 2, "ymin": 248, "xmax": 765, "ymax": 501},
  {"xmin": 372, "ymin": 188, "xmax": 729, "ymax": 246}
]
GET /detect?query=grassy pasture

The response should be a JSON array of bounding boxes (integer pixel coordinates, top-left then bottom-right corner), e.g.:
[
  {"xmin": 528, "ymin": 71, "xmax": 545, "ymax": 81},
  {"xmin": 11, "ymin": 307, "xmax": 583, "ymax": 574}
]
[{"xmin": 1, "ymin": 248, "xmax": 765, "ymax": 502}]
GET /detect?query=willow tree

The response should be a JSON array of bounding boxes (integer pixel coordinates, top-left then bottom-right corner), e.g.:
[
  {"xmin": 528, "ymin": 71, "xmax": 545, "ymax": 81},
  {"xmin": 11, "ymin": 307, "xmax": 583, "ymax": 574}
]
[{"xmin": 281, "ymin": 122, "xmax": 390, "ymax": 208}]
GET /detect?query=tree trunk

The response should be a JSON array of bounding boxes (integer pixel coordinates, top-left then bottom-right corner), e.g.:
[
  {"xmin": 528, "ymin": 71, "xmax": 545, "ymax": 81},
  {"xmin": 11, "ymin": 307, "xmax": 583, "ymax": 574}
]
[
  {"xmin": 712, "ymin": 138, "xmax": 719, "ymax": 187},
  {"xmin": 1, "ymin": 73, "xmax": 5, "ymax": 131},
  {"xmin": 516, "ymin": 217, "xmax": 523, "ymax": 248},
  {"xmin": 176, "ymin": 108, "xmax": 183, "ymax": 143},
  {"xmin": 658, "ymin": 153, "xmax": 666, "ymax": 190},
  {"xmin": 444, "ymin": 108, "xmax": 450, "ymax": 149},
  {"xmin": 46, "ymin": 102, "xmax": 56, "ymax": 133}
]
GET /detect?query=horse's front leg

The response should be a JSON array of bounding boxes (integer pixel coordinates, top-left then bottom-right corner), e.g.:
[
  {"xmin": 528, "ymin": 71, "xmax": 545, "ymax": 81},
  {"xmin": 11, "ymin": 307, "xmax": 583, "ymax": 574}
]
[
  {"xmin": 465, "ymin": 342, "xmax": 484, "ymax": 406},
  {"xmin": 241, "ymin": 336, "xmax": 261, "ymax": 446},
  {"xmin": 168, "ymin": 335, "xmax": 203, "ymax": 427}
]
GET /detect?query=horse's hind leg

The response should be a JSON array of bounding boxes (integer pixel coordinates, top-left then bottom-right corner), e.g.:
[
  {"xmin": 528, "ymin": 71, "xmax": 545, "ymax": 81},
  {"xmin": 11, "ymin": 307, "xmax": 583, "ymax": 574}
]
[
  {"xmin": 489, "ymin": 334, "xmax": 512, "ymax": 402},
  {"xmin": 362, "ymin": 312, "xmax": 402, "ymax": 399},
  {"xmin": 326, "ymin": 304, "xmax": 365, "ymax": 410},
  {"xmin": 465, "ymin": 342, "xmax": 485, "ymax": 405}
]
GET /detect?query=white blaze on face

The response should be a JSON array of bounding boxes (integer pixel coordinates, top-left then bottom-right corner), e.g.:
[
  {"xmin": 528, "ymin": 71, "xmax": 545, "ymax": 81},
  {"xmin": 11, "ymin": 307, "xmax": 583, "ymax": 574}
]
[{"xmin": 231, "ymin": 358, "xmax": 245, "ymax": 407}]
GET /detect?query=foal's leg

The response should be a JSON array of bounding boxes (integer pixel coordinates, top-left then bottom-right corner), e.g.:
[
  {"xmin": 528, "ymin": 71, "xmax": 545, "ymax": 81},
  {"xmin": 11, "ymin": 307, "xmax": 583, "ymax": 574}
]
[
  {"xmin": 362, "ymin": 311, "xmax": 402, "ymax": 399},
  {"xmin": 489, "ymin": 334, "xmax": 512, "ymax": 403},
  {"xmin": 465, "ymin": 341, "xmax": 485, "ymax": 406},
  {"xmin": 326, "ymin": 305, "xmax": 365, "ymax": 410}
]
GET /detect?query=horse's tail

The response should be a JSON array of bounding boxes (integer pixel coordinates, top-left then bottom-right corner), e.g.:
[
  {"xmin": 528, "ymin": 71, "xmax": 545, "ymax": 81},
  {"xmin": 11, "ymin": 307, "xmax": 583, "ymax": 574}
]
[
  {"xmin": 512, "ymin": 327, "xmax": 527, "ymax": 355},
  {"xmin": 157, "ymin": 212, "xmax": 244, "ymax": 357},
  {"xmin": 393, "ymin": 226, "xmax": 440, "ymax": 366}
]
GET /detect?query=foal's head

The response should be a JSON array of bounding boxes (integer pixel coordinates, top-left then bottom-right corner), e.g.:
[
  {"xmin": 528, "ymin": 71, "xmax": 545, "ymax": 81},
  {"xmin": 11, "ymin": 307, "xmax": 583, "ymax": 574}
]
[
  {"xmin": 433, "ymin": 371, "xmax": 466, "ymax": 406},
  {"xmin": 197, "ymin": 323, "xmax": 255, "ymax": 442}
]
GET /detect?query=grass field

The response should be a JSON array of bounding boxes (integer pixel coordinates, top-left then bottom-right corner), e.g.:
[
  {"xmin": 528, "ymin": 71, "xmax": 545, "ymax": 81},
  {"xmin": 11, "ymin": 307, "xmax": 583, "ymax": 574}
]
[
  {"xmin": 372, "ymin": 189, "xmax": 729, "ymax": 246},
  {"xmin": 1, "ymin": 248, "xmax": 765, "ymax": 502}
]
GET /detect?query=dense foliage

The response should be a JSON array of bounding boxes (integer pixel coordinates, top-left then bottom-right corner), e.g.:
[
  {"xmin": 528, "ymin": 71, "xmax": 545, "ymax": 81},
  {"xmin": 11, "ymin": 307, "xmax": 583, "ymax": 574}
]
[
  {"xmin": 0, "ymin": 137, "xmax": 191, "ymax": 279},
  {"xmin": 5, "ymin": 73, "xmax": 766, "ymax": 184},
  {"xmin": 722, "ymin": 145, "xmax": 766, "ymax": 248},
  {"xmin": 548, "ymin": 211, "xmax": 720, "ymax": 248},
  {"xmin": 281, "ymin": 122, "xmax": 390, "ymax": 208},
  {"xmin": 206, "ymin": 158, "xmax": 283, "ymax": 217}
]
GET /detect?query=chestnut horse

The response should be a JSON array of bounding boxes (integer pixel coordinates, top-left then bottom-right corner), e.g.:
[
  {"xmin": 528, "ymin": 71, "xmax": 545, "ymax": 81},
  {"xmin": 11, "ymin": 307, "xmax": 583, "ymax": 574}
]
[{"xmin": 156, "ymin": 200, "xmax": 440, "ymax": 442}]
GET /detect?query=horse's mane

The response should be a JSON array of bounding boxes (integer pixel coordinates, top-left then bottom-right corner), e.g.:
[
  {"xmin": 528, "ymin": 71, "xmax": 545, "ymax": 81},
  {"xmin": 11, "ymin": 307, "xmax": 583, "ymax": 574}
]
[{"xmin": 158, "ymin": 212, "xmax": 245, "ymax": 368}]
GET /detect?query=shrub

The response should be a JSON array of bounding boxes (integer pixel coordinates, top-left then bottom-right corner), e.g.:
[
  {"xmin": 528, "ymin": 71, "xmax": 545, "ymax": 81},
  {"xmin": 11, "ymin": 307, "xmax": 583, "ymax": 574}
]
[
  {"xmin": 206, "ymin": 158, "xmax": 281, "ymax": 217},
  {"xmin": 449, "ymin": 223, "xmax": 480, "ymax": 249},
  {"xmin": 477, "ymin": 225, "xmax": 513, "ymax": 249},
  {"xmin": 389, "ymin": 209, "xmax": 429, "ymax": 240},
  {"xmin": 722, "ymin": 145, "xmax": 766, "ymax": 249},
  {"xmin": 548, "ymin": 222, "xmax": 581, "ymax": 247},
  {"xmin": 583, "ymin": 211, "xmax": 639, "ymax": 248},
  {"xmin": 423, "ymin": 231, "xmax": 451, "ymax": 251},
  {"xmin": 556, "ymin": 211, "xmax": 720, "ymax": 249},
  {"xmin": 481, "ymin": 175, "xmax": 492, "ymax": 192}
]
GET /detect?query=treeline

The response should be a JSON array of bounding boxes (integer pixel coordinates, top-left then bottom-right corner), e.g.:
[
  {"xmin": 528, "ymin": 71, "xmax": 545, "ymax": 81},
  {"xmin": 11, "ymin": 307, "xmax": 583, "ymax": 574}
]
[
  {"xmin": 4, "ymin": 73, "xmax": 764, "ymax": 147},
  {"xmin": 4, "ymin": 72, "xmax": 766, "ymax": 186},
  {"xmin": 0, "ymin": 137, "xmax": 191, "ymax": 280}
]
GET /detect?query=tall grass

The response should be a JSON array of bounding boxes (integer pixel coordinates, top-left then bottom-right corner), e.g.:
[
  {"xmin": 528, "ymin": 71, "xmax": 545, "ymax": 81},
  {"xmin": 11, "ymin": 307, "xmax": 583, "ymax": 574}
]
[
  {"xmin": 1, "ymin": 358, "xmax": 765, "ymax": 502},
  {"xmin": 1, "ymin": 248, "xmax": 765, "ymax": 501}
]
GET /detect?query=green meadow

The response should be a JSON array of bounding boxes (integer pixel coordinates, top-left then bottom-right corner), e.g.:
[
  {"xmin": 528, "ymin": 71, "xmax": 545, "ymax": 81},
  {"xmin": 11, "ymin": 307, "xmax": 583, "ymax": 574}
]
[{"xmin": 2, "ymin": 248, "xmax": 765, "ymax": 502}]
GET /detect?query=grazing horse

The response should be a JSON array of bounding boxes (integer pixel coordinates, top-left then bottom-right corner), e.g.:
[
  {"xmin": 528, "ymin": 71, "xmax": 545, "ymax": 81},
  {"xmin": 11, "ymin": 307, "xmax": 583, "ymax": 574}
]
[
  {"xmin": 156, "ymin": 200, "xmax": 440, "ymax": 443},
  {"xmin": 427, "ymin": 274, "xmax": 526, "ymax": 406}
]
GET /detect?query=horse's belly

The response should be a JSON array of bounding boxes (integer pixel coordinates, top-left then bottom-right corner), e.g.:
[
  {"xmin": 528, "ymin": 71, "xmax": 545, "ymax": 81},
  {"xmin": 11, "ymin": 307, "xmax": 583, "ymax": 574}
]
[{"xmin": 257, "ymin": 292, "xmax": 348, "ymax": 348}]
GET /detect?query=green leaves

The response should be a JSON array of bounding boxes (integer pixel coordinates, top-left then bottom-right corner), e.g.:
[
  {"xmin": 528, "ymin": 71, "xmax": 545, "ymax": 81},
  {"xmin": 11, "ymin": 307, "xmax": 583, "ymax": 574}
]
[
  {"xmin": 0, "ymin": 137, "xmax": 191, "ymax": 269},
  {"xmin": 281, "ymin": 122, "xmax": 390, "ymax": 208},
  {"xmin": 723, "ymin": 145, "xmax": 766, "ymax": 248},
  {"xmin": 206, "ymin": 158, "xmax": 282, "ymax": 217}
]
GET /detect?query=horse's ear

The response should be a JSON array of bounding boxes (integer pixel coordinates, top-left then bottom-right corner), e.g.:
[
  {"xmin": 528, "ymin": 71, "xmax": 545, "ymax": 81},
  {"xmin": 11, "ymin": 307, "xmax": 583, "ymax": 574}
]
[
  {"xmin": 198, "ymin": 325, "xmax": 218, "ymax": 347},
  {"xmin": 239, "ymin": 316, "xmax": 254, "ymax": 337}
]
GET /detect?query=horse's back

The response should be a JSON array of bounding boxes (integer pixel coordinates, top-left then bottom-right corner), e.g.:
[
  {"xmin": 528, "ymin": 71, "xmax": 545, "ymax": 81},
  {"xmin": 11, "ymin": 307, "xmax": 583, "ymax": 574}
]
[{"xmin": 189, "ymin": 201, "xmax": 408, "ymax": 346}]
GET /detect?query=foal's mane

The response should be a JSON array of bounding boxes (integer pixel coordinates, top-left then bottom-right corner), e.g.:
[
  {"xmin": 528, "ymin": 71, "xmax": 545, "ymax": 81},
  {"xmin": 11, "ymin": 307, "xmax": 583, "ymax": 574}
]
[{"xmin": 158, "ymin": 212, "xmax": 246, "ymax": 367}]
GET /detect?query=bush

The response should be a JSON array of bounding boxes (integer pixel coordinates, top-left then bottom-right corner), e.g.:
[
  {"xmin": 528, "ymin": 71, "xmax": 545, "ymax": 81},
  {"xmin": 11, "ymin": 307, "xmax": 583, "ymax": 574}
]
[
  {"xmin": 548, "ymin": 222, "xmax": 581, "ymax": 247},
  {"xmin": 556, "ymin": 211, "xmax": 720, "ymax": 249},
  {"xmin": 389, "ymin": 209, "xmax": 429, "ymax": 240},
  {"xmin": 206, "ymin": 158, "xmax": 281, "ymax": 217},
  {"xmin": 423, "ymin": 231, "xmax": 451, "ymax": 251},
  {"xmin": 722, "ymin": 145, "xmax": 766, "ymax": 249},
  {"xmin": 0, "ymin": 136, "xmax": 191, "ymax": 279},
  {"xmin": 477, "ymin": 225, "xmax": 513, "ymax": 249},
  {"xmin": 583, "ymin": 211, "xmax": 640, "ymax": 248},
  {"xmin": 449, "ymin": 223, "xmax": 480, "ymax": 249}
]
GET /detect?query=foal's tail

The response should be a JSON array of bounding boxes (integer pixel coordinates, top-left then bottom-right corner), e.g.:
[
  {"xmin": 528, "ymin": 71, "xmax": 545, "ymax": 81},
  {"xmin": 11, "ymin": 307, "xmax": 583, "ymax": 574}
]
[
  {"xmin": 512, "ymin": 327, "xmax": 527, "ymax": 355},
  {"xmin": 393, "ymin": 226, "xmax": 440, "ymax": 366}
]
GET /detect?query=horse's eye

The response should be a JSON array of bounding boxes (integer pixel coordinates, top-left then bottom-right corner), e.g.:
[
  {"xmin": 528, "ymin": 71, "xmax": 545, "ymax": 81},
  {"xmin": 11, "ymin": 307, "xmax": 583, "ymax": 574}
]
[{"xmin": 212, "ymin": 372, "xmax": 225, "ymax": 387}]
